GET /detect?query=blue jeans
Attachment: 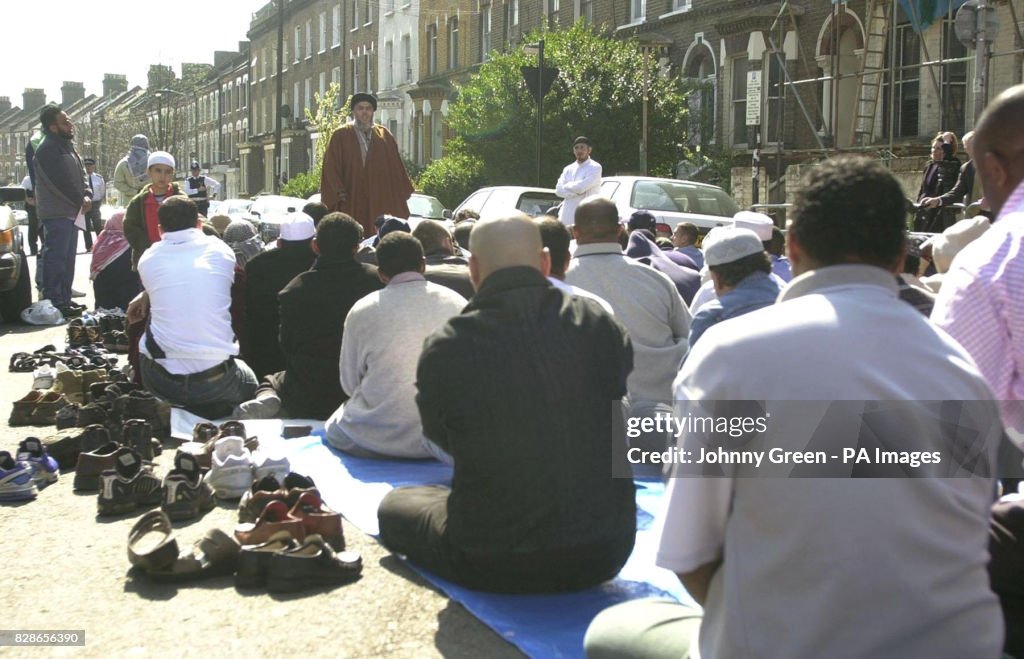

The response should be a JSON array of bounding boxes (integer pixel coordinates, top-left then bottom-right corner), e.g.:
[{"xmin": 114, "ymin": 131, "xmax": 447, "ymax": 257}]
[
  {"xmin": 40, "ymin": 217, "xmax": 76, "ymax": 306},
  {"xmin": 140, "ymin": 355, "xmax": 258, "ymax": 419}
]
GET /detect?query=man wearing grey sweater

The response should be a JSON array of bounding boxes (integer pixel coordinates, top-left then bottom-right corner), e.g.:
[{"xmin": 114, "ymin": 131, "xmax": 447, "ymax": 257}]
[{"xmin": 325, "ymin": 232, "xmax": 466, "ymax": 459}]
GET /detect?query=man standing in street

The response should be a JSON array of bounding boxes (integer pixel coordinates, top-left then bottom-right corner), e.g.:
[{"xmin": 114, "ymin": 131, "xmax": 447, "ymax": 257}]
[
  {"xmin": 320, "ymin": 93, "xmax": 414, "ymax": 238},
  {"xmin": 83, "ymin": 157, "xmax": 105, "ymax": 252},
  {"xmin": 183, "ymin": 161, "xmax": 220, "ymax": 217},
  {"xmin": 32, "ymin": 104, "xmax": 90, "ymax": 318},
  {"xmin": 555, "ymin": 136, "xmax": 602, "ymax": 228},
  {"xmin": 112, "ymin": 135, "xmax": 150, "ymax": 205}
]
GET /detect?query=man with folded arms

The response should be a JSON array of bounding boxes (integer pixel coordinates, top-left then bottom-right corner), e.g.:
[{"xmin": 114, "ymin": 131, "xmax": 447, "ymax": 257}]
[
  {"xmin": 325, "ymin": 232, "xmax": 465, "ymax": 460},
  {"xmin": 584, "ymin": 157, "xmax": 1005, "ymax": 659},
  {"xmin": 129, "ymin": 196, "xmax": 257, "ymax": 419},
  {"xmin": 378, "ymin": 213, "xmax": 636, "ymax": 593}
]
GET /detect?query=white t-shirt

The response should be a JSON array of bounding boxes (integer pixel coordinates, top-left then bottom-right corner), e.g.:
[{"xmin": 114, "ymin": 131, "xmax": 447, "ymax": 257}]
[
  {"xmin": 660, "ymin": 264, "xmax": 1003, "ymax": 659},
  {"xmin": 138, "ymin": 228, "xmax": 238, "ymax": 374}
]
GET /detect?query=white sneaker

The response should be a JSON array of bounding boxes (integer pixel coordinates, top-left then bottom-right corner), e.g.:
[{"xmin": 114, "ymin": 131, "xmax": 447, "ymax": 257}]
[
  {"xmin": 253, "ymin": 450, "xmax": 290, "ymax": 483},
  {"xmin": 31, "ymin": 364, "xmax": 55, "ymax": 390},
  {"xmin": 203, "ymin": 436, "xmax": 253, "ymax": 500},
  {"xmin": 71, "ymin": 288, "xmax": 86, "ymax": 298}
]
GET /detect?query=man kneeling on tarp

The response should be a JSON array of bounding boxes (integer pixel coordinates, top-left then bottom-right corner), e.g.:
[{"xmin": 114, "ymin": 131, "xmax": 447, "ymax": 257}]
[{"xmin": 377, "ymin": 213, "xmax": 637, "ymax": 593}]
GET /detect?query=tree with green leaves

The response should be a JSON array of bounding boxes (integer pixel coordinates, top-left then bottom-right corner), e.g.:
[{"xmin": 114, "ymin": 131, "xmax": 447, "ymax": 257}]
[{"xmin": 421, "ymin": 22, "xmax": 692, "ymax": 204}]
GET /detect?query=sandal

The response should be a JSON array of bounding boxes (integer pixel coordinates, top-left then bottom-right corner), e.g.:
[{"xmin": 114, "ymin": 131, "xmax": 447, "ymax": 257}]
[
  {"xmin": 9, "ymin": 353, "xmax": 36, "ymax": 373},
  {"xmin": 127, "ymin": 510, "xmax": 179, "ymax": 571},
  {"xmin": 147, "ymin": 529, "xmax": 240, "ymax": 583}
]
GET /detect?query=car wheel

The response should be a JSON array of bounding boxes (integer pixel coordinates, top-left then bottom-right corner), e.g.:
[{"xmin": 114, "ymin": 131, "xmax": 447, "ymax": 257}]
[{"xmin": 0, "ymin": 253, "xmax": 32, "ymax": 323}]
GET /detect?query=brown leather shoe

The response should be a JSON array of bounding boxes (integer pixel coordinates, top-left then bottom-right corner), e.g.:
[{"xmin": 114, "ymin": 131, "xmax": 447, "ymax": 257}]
[
  {"xmin": 73, "ymin": 441, "xmax": 122, "ymax": 491},
  {"xmin": 289, "ymin": 490, "xmax": 345, "ymax": 551},
  {"xmin": 9, "ymin": 390, "xmax": 44, "ymax": 426},
  {"xmin": 31, "ymin": 392, "xmax": 71, "ymax": 425},
  {"xmin": 234, "ymin": 500, "xmax": 305, "ymax": 547}
]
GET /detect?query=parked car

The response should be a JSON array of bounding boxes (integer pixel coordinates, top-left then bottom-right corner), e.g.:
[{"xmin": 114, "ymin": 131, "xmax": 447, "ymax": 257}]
[
  {"xmin": 0, "ymin": 187, "xmax": 32, "ymax": 323},
  {"xmin": 408, "ymin": 193, "xmax": 450, "ymax": 223},
  {"xmin": 247, "ymin": 195, "xmax": 306, "ymax": 242},
  {"xmin": 600, "ymin": 176, "xmax": 740, "ymax": 235},
  {"xmin": 212, "ymin": 198, "xmax": 254, "ymax": 223},
  {"xmin": 453, "ymin": 186, "xmax": 561, "ymax": 221}
]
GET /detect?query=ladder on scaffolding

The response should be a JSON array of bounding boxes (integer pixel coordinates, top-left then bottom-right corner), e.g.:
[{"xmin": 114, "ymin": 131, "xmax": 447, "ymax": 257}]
[{"xmin": 851, "ymin": 0, "xmax": 892, "ymax": 146}]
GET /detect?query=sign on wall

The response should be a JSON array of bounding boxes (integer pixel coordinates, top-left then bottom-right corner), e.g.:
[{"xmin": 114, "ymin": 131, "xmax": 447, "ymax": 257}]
[{"xmin": 746, "ymin": 70, "xmax": 762, "ymax": 126}]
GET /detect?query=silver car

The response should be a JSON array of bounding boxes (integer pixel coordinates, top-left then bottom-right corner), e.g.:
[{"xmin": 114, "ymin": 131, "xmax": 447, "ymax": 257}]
[{"xmin": 600, "ymin": 176, "xmax": 740, "ymax": 235}]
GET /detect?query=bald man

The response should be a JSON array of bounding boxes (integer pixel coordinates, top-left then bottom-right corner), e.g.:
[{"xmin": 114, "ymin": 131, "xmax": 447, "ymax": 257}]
[
  {"xmin": 932, "ymin": 83, "xmax": 1024, "ymax": 658},
  {"xmin": 377, "ymin": 213, "xmax": 637, "ymax": 593},
  {"xmin": 566, "ymin": 196, "xmax": 690, "ymax": 407}
]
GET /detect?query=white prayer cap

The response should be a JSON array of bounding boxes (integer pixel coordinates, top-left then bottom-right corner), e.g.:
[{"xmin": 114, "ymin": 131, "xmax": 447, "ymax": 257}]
[
  {"xmin": 279, "ymin": 212, "xmax": 316, "ymax": 241},
  {"xmin": 732, "ymin": 210, "xmax": 774, "ymax": 241},
  {"xmin": 147, "ymin": 151, "xmax": 175, "ymax": 170},
  {"xmin": 703, "ymin": 227, "xmax": 765, "ymax": 267}
]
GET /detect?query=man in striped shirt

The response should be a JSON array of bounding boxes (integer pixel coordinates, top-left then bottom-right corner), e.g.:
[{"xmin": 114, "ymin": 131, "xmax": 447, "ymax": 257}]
[
  {"xmin": 933, "ymin": 84, "xmax": 1024, "ymax": 444},
  {"xmin": 932, "ymin": 83, "xmax": 1024, "ymax": 658}
]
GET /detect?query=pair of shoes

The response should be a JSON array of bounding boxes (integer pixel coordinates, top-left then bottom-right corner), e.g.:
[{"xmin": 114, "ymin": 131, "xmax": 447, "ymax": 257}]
[
  {"xmin": 9, "ymin": 391, "xmax": 71, "ymax": 426},
  {"xmin": 238, "ymin": 472, "xmax": 317, "ymax": 523},
  {"xmin": 179, "ymin": 420, "xmax": 259, "ymax": 471},
  {"xmin": 235, "ymin": 490, "xmax": 345, "ymax": 552},
  {"xmin": 203, "ymin": 437, "xmax": 254, "ymax": 500},
  {"xmin": 15, "ymin": 438, "xmax": 59, "ymax": 487},
  {"xmin": 161, "ymin": 452, "xmax": 215, "ymax": 521},
  {"xmin": 236, "ymin": 532, "xmax": 362, "ymax": 592},
  {"xmin": 123, "ymin": 418, "xmax": 162, "ymax": 461},
  {"xmin": 96, "ymin": 447, "xmax": 162, "ymax": 516},
  {"xmin": 128, "ymin": 510, "xmax": 240, "ymax": 582},
  {"xmin": 45, "ymin": 424, "xmax": 107, "ymax": 471},
  {"xmin": 102, "ymin": 331, "xmax": 129, "ymax": 353},
  {"xmin": 0, "ymin": 451, "xmax": 39, "ymax": 502}
]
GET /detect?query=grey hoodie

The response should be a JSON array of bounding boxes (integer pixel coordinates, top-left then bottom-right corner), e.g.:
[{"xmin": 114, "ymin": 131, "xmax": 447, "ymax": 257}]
[{"xmin": 33, "ymin": 132, "xmax": 89, "ymax": 220}]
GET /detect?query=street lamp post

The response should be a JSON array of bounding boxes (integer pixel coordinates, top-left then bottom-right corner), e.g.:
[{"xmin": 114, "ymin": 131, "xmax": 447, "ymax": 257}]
[
  {"xmin": 154, "ymin": 88, "xmax": 199, "ymax": 165},
  {"xmin": 637, "ymin": 34, "xmax": 671, "ymax": 176},
  {"xmin": 522, "ymin": 41, "xmax": 559, "ymax": 187}
]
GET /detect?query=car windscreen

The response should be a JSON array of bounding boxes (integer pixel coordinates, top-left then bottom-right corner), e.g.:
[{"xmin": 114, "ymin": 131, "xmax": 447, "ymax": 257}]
[
  {"xmin": 252, "ymin": 198, "xmax": 301, "ymax": 218},
  {"xmin": 630, "ymin": 180, "xmax": 739, "ymax": 218},
  {"xmin": 408, "ymin": 195, "xmax": 445, "ymax": 218},
  {"xmin": 516, "ymin": 192, "xmax": 561, "ymax": 217}
]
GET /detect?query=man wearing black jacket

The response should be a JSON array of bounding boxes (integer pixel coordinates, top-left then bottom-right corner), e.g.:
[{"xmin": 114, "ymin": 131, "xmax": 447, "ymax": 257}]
[
  {"xmin": 377, "ymin": 213, "xmax": 636, "ymax": 593},
  {"xmin": 236, "ymin": 212, "xmax": 382, "ymax": 420},
  {"xmin": 243, "ymin": 212, "xmax": 317, "ymax": 379},
  {"xmin": 33, "ymin": 104, "xmax": 90, "ymax": 317}
]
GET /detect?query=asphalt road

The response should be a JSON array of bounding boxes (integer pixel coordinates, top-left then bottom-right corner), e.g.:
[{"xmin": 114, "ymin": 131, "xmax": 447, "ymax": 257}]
[{"xmin": 0, "ymin": 234, "xmax": 523, "ymax": 658}]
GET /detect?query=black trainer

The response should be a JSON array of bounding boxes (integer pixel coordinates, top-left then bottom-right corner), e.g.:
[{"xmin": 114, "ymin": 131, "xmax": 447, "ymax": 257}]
[
  {"xmin": 160, "ymin": 452, "xmax": 215, "ymax": 521},
  {"xmin": 97, "ymin": 447, "xmax": 162, "ymax": 517}
]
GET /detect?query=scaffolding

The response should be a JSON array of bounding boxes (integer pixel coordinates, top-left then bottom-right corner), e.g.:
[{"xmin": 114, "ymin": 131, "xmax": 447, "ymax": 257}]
[{"xmin": 740, "ymin": 0, "xmax": 1023, "ymax": 205}]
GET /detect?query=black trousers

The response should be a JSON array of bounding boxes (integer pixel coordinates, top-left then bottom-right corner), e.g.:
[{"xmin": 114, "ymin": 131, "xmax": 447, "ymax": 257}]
[
  {"xmin": 82, "ymin": 208, "xmax": 102, "ymax": 250},
  {"xmin": 26, "ymin": 205, "xmax": 41, "ymax": 255},
  {"xmin": 377, "ymin": 485, "xmax": 633, "ymax": 593}
]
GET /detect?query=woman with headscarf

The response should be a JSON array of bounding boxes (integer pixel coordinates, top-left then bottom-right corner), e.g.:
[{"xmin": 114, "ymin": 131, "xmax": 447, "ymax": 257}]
[
  {"xmin": 112, "ymin": 135, "xmax": 151, "ymax": 203},
  {"xmin": 222, "ymin": 219, "xmax": 264, "ymax": 267},
  {"xmin": 90, "ymin": 212, "xmax": 142, "ymax": 311}
]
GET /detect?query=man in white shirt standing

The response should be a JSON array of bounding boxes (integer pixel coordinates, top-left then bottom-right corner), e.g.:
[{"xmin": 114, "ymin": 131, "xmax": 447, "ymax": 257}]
[
  {"xmin": 83, "ymin": 157, "xmax": 105, "ymax": 252},
  {"xmin": 555, "ymin": 136, "xmax": 602, "ymax": 228},
  {"xmin": 128, "ymin": 196, "xmax": 257, "ymax": 420}
]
